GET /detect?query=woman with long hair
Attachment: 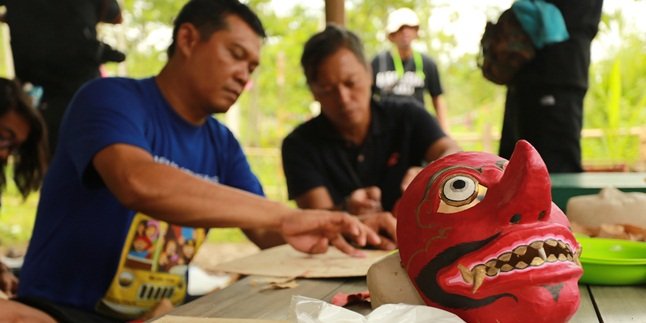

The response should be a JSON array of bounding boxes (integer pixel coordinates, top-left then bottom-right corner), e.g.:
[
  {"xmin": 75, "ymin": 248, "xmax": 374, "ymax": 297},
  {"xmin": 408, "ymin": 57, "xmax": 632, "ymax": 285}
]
[
  {"xmin": 0, "ymin": 77, "xmax": 50, "ymax": 322},
  {"xmin": 0, "ymin": 77, "xmax": 48, "ymax": 203}
]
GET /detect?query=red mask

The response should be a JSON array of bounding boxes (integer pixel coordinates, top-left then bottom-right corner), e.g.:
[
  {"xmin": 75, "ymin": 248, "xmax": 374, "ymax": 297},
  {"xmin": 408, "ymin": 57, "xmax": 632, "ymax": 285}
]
[{"xmin": 396, "ymin": 140, "xmax": 582, "ymax": 323}]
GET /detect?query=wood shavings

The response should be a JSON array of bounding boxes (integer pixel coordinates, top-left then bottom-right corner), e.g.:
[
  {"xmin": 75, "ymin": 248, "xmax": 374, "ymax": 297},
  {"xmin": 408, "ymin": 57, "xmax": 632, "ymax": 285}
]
[{"xmin": 250, "ymin": 277, "xmax": 299, "ymax": 291}]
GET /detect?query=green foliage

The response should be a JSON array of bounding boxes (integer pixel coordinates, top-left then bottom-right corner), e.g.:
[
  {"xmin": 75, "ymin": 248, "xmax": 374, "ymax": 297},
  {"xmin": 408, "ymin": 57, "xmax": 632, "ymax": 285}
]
[
  {"xmin": 123, "ymin": 0, "xmax": 183, "ymax": 24},
  {"xmin": 235, "ymin": 3, "xmax": 320, "ymax": 147},
  {"xmin": 0, "ymin": 193, "xmax": 39, "ymax": 247},
  {"xmin": 0, "ymin": 165, "xmax": 39, "ymax": 247},
  {"xmin": 116, "ymin": 0, "xmax": 184, "ymax": 77},
  {"xmin": 583, "ymin": 23, "xmax": 646, "ymax": 166}
]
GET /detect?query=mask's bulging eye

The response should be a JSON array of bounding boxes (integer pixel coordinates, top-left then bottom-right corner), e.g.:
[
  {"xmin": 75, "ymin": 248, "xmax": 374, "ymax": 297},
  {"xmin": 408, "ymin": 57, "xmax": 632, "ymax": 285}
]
[{"xmin": 441, "ymin": 175, "xmax": 478, "ymax": 207}]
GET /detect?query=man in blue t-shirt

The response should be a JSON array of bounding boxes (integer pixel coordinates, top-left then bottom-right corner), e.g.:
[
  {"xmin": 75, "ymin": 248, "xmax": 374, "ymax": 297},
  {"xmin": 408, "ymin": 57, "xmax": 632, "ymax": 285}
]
[{"xmin": 16, "ymin": 0, "xmax": 382, "ymax": 321}]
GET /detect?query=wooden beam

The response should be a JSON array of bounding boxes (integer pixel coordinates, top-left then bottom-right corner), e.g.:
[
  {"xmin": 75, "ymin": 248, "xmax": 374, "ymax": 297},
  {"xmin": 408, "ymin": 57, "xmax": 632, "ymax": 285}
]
[{"xmin": 325, "ymin": 0, "xmax": 344, "ymax": 26}]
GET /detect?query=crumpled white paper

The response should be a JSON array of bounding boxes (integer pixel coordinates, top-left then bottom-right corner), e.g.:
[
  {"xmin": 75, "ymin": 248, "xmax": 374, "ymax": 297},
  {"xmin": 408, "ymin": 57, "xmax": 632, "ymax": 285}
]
[{"xmin": 288, "ymin": 295, "xmax": 465, "ymax": 323}]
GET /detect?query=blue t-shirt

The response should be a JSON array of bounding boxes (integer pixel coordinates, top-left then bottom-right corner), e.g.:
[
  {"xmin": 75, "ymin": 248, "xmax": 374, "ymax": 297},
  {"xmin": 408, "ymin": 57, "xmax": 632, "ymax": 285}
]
[{"xmin": 18, "ymin": 77, "xmax": 263, "ymax": 317}]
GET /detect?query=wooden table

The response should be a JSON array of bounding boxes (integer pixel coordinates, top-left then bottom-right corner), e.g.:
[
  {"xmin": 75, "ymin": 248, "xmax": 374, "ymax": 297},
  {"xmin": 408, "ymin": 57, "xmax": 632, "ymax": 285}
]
[{"xmin": 159, "ymin": 275, "xmax": 646, "ymax": 322}]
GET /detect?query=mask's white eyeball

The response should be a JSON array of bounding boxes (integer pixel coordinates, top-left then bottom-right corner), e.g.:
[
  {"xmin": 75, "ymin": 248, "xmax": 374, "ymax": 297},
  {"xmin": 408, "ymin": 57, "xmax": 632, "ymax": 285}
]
[{"xmin": 441, "ymin": 175, "xmax": 478, "ymax": 207}]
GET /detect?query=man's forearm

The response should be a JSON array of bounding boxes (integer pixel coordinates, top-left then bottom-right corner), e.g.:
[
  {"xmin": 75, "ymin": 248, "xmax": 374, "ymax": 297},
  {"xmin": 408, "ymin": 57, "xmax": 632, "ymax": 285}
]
[
  {"xmin": 118, "ymin": 163, "xmax": 291, "ymax": 229},
  {"xmin": 94, "ymin": 144, "xmax": 292, "ymax": 230}
]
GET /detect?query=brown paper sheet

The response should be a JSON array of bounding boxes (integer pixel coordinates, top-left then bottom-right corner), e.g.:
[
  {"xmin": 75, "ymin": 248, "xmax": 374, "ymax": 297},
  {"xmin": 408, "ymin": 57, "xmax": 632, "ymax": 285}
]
[{"xmin": 211, "ymin": 244, "xmax": 392, "ymax": 278}]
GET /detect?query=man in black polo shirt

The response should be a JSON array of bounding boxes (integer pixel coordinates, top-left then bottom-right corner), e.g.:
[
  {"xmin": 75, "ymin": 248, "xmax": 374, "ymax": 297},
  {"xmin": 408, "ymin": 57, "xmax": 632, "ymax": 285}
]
[{"xmin": 282, "ymin": 25, "xmax": 461, "ymax": 246}]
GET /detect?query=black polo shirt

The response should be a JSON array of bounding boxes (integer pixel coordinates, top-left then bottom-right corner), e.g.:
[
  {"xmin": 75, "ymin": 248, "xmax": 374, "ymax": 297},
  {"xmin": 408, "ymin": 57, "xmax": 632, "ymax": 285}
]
[{"xmin": 281, "ymin": 98, "xmax": 445, "ymax": 211}]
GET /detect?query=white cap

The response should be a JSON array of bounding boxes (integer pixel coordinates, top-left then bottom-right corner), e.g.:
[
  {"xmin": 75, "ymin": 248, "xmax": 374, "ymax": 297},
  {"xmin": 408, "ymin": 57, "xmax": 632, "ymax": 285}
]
[{"xmin": 386, "ymin": 8, "xmax": 420, "ymax": 34}]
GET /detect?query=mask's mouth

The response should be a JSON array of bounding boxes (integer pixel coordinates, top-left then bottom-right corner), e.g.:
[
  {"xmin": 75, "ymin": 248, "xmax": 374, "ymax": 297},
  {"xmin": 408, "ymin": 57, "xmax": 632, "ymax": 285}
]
[
  {"xmin": 457, "ymin": 238, "xmax": 581, "ymax": 293},
  {"xmin": 412, "ymin": 225, "xmax": 582, "ymax": 310}
]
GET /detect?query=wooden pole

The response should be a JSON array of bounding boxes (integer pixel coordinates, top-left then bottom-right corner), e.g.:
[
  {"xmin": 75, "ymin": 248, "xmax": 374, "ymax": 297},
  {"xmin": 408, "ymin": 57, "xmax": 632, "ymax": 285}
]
[{"xmin": 325, "ymin": 0, "xmax": 344, "ymax": 26}]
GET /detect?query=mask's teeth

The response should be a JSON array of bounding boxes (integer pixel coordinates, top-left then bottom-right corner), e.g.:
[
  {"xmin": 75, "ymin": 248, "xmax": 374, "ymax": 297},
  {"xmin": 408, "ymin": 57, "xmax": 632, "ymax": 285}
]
[
  {"xmin": 486, "ymin": 264, "xmax": 500, "ymax": 276},
  {"xmin": 498, "ymin": 252, "xmax": 512, "ymax": 262},
  {"xmin": 515, "ymin": 261, "xmax": 529, "ymax": 269},
  {"xmin": 472, "ymin": 266, "xmax": 486, "ymax": 294},
  {"xmin": 458, "ymin": 264, "xmax": 474, "ymax": 285},
  {"xmin": 500, "ymin": 264, "xmax": 514, "ymax": 272},
  {"xmin": 530, "ymin": 241, "xmax": 544, "ymax": 249},
  {"xmin": 513, "ymin": 245, "xmax": 528, "ymax": 256},
  {"xmin": 530, "ymin": 256, "xmax": 545, "ymax": 266},
  {"xmin": 459, "ymin": 239, "xmax": 580, "ymax": 295}
]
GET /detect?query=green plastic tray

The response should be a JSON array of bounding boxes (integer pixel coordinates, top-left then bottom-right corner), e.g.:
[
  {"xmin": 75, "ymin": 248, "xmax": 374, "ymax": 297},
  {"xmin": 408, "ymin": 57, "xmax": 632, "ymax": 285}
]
[{"xmin": 578, "ymin": 237, "xmax": 646, "ymax": 285}]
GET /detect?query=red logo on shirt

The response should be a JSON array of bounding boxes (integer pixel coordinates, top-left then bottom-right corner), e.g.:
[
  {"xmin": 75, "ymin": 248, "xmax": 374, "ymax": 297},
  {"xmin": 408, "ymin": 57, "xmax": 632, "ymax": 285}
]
[{"xmin": 387, "ymin": 152, "xmax": 400, "ymax": 167}]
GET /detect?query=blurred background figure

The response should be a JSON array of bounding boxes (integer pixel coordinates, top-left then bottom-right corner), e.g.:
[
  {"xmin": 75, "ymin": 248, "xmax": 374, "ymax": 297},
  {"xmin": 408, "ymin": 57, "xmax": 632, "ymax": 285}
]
[
  {"xmin": 0, "ymin": 0, "xmax": 126, "ymax": 155},
  {"xmin": 0, "ymin": 77, "xmax": 48, "ymax": 210},
  {"xmin": 0, "ymin": 76, "xmax": 47, "ymax": 296},
  {"xmin": 0, "ymin": 77, "xmax": 51, "ymax": 323},
  {"xmin": 499, "ymin": 0, "xmax": 604, "ymax": 173},
  {"xmin": 371, "ymin": 7, "xmax": 449, "ymax": 131}
]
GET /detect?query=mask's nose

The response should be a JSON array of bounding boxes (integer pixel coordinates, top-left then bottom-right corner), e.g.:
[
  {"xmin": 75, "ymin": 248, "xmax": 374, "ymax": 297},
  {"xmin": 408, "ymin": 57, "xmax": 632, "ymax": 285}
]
[{"xmin": 490, "ymin": 140, "xmax": 552, "ymax": 225}]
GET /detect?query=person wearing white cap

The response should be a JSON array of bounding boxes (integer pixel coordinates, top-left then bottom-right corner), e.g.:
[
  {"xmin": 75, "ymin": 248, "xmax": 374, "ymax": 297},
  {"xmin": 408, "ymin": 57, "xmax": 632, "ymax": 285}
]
[{"xmin": 371, "ymin": 7, "xmax": 448, "ymax": 131}]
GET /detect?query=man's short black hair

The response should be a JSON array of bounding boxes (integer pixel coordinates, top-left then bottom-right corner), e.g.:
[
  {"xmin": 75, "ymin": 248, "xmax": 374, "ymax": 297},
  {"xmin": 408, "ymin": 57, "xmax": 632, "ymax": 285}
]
[
  {"xmin": 301, "ymin": 24, "xmax": 368, "ymax": 84},
  {"xmin": 167, "ymin": 0, "xmax": 266, "ymax": 57}
]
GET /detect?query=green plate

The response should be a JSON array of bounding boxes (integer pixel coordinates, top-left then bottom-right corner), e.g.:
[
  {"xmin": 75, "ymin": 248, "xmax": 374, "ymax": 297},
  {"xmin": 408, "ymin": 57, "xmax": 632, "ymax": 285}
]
[{"xmin": 578, "ymin": 237, "xmax": 646, "ymax": 285}]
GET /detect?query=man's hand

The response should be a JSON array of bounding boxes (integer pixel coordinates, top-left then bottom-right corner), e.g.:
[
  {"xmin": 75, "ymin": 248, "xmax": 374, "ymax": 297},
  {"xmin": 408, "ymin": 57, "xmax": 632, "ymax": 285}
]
[
  {"xmin": 400, "ymin": 166, "xmax": 423, "ymax": 192},
  {"xmin": 358, "ymin": 212, "xmax": 397, "ymax": 250},
  {"xmin": 280, "ymin": 210, "xmax": 381, "ymax": 257},
  {"xmin": 346, "ymin": 186, "xmax": 382, "ymax": 215},
  {"xmin": 0, "ymin": 263, "xmax": 18, "ymax": 298}
]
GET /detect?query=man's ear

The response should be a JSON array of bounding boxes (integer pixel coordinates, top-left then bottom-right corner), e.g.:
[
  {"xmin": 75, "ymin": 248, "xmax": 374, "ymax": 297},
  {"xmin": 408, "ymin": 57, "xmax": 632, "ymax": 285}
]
[{"xmin": 175, "ymin": 23, "xmax": 201, "ymax": 58}]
